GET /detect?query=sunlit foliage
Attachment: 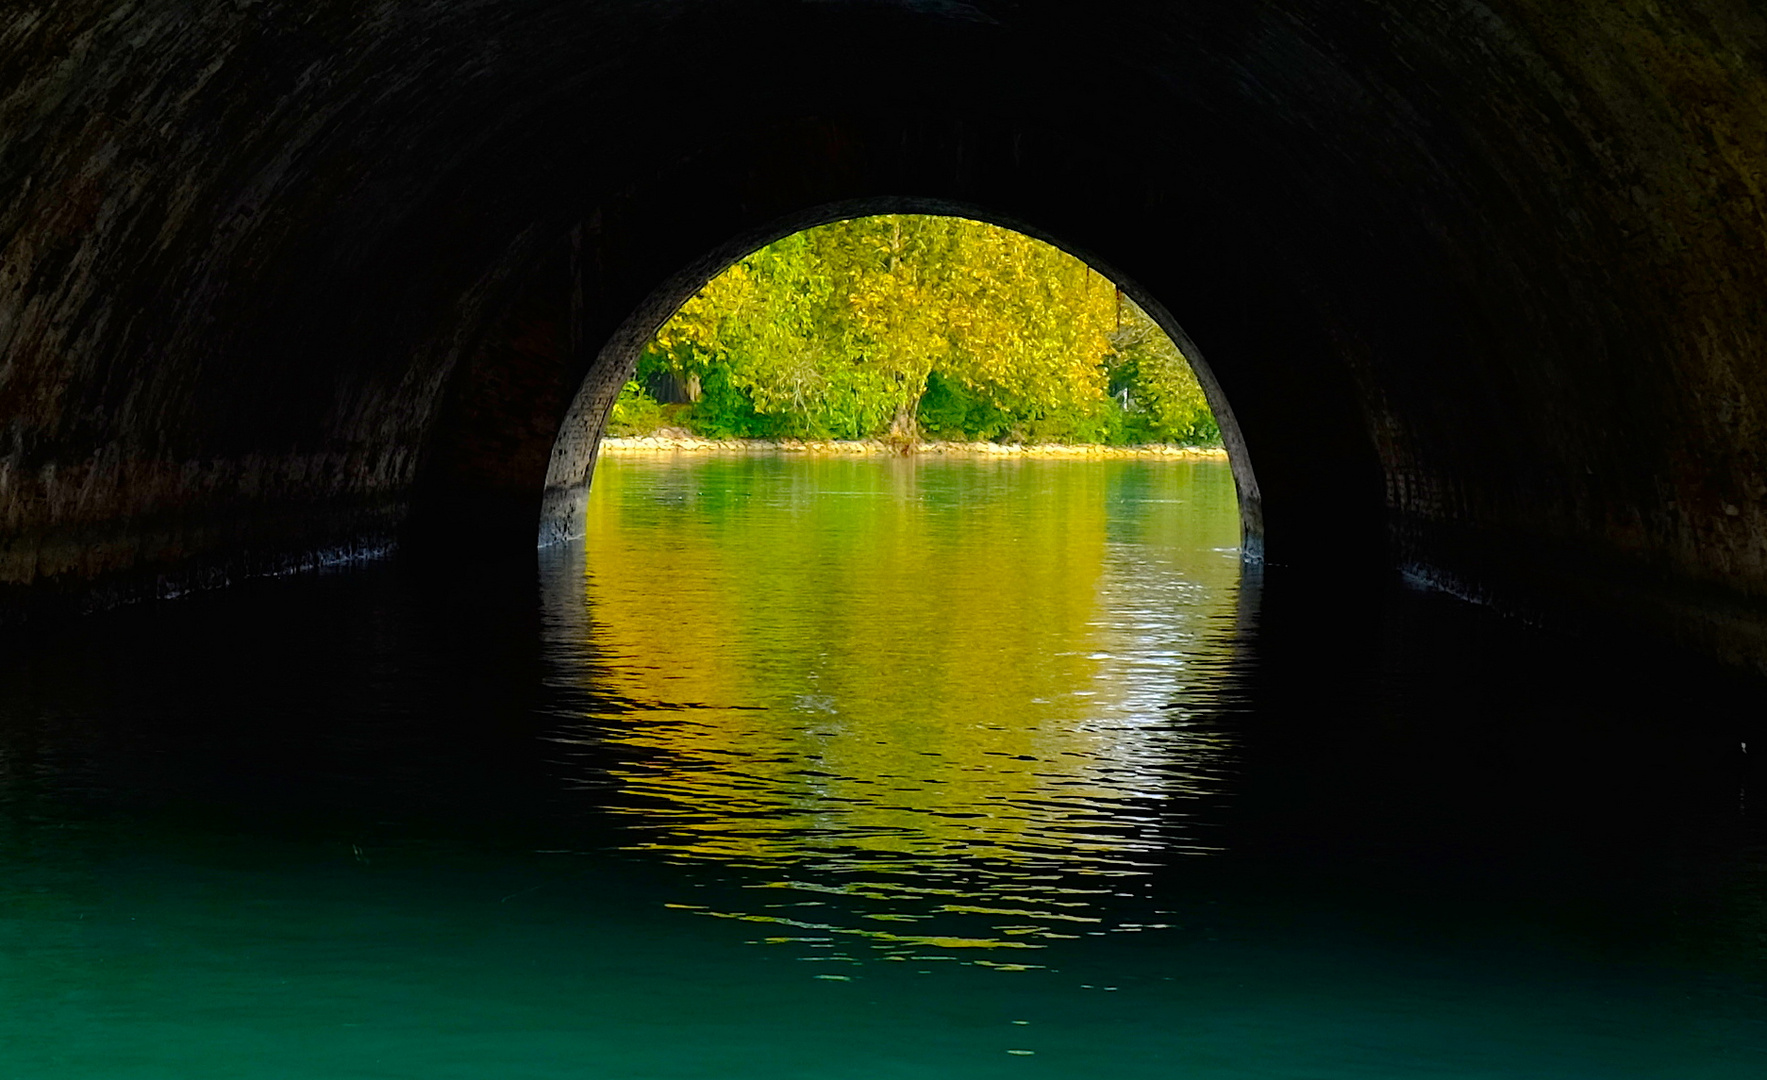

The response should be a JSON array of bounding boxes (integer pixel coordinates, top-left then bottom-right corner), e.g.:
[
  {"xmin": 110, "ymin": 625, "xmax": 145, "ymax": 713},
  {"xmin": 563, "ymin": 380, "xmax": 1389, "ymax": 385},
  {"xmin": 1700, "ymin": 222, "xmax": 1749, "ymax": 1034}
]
[{"xmin": 609, "ymin": 216, "xmax": 1220, "ymax": 445}]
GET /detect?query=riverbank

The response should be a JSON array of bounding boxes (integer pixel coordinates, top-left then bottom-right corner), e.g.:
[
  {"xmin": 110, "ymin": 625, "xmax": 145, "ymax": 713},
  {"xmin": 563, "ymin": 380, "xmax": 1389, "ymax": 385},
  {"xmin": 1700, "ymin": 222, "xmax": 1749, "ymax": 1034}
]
[{"xmin": 600, "ymin": 433, "xmax": 1227, "ymax": 459}]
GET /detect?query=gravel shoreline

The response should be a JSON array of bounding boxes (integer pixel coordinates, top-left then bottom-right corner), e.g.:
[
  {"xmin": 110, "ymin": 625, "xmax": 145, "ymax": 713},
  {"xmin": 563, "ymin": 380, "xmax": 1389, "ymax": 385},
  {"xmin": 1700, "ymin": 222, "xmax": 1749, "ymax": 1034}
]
[{"xmin": 600, "ymin": 433, "xmax": 1227, "ymax": 459}]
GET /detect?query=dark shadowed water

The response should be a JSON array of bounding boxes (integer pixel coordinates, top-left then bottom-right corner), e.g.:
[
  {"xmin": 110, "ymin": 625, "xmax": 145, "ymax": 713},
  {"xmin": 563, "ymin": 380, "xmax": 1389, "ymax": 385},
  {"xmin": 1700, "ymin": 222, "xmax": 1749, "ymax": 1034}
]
[{"xmin": 0, "ymin": 454, "xmax": 1761, "ymax": 1077}]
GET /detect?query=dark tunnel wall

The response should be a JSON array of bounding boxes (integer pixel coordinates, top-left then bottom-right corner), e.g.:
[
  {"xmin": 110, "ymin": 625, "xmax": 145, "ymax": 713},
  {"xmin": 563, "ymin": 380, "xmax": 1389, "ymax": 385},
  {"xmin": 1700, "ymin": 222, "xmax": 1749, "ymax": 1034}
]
[{"xmin": 3, "ymin": 1, "xmax": 1767, "ymax": 668}]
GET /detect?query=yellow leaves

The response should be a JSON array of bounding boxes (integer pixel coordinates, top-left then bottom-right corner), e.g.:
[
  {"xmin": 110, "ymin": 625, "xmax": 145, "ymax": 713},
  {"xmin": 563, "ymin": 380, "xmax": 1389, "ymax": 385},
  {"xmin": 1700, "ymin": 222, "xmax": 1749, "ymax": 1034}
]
[
  {"xmin": 931, "ymin": 226, "xmax": 1117, "ymax": 416},
  {"xmin": 645, "ymin": 213, "xmax": 1212, "ymax": 442}
]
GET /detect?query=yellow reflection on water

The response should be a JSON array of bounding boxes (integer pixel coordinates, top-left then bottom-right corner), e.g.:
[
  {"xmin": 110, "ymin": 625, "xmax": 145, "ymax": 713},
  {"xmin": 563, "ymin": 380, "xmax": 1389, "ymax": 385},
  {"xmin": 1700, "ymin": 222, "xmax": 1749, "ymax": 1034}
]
[{"xmin": 555, "ymin": 454, "xmax": 1241, "ymax": 955}]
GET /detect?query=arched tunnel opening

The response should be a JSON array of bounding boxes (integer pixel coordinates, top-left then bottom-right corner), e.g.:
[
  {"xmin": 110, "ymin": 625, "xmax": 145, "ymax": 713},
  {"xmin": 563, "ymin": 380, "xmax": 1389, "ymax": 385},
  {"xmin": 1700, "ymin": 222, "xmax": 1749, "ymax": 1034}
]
[
  {"xmin": 3, "ymin": 2, "xmax": 1766, "ymax": 1072},
  {"xmin": 545, "ymin": 211, "xmax": 1248, "ymax": 877},
  {"xmin": 534, "ymin": 208, "xmax": 1253, "ymax": 552}
]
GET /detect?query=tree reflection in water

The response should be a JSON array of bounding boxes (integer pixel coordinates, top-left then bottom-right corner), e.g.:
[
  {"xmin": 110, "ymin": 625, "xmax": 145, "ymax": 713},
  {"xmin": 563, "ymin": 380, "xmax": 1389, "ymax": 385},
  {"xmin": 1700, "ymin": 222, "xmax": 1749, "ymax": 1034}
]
[{"xmin": 542, "ymin": 453, "xmax": 1243, "ymax": 959}]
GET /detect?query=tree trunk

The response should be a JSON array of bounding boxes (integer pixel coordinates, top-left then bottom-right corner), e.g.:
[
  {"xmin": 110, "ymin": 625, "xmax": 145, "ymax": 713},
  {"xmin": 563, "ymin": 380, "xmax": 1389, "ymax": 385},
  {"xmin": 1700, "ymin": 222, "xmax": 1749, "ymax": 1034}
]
[{"xmin": 887, "ymin": 393, "xmax": 921, "ymax": 450}]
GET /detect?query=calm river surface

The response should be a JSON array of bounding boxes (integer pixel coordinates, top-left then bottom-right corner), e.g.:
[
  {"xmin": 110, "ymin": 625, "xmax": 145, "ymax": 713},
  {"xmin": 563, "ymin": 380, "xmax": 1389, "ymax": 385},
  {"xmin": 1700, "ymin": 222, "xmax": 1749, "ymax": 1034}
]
[{"xmin": 1, "ymin": 454, "xmax": 1762, "ymax": 1077}]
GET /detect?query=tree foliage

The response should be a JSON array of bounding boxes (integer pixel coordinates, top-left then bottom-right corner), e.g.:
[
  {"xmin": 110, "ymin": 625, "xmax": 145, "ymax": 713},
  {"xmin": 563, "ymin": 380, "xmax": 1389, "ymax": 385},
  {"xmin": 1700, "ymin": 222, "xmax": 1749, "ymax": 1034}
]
[{"xmin": 609, "ymin": 215, "xmax": 1219, "ymax": 445}]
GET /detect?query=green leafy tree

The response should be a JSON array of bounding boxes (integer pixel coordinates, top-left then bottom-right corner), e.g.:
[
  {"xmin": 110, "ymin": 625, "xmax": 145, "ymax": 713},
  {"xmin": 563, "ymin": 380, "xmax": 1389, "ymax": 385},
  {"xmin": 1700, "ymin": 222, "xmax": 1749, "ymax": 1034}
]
[
  {"xmin": 1106, "ymin": 297, "xmax": 1220, "ymax": 445},
  {"xmin": 624, "ymin": 215, "xmax": 1218, "ymax": 446}
]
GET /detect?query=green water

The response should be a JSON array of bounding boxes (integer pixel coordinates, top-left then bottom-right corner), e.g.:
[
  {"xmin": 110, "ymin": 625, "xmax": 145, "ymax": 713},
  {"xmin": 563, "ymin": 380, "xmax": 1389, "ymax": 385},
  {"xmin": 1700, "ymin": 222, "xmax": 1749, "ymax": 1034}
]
[{"xmin": 0, "ymin": 455, "xmax": 1761, "ymax": 1077}]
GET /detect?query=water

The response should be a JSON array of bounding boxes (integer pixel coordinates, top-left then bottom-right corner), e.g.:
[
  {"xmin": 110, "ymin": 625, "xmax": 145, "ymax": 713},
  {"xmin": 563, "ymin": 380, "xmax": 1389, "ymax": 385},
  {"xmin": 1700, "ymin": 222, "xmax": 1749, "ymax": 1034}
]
[{"xmin": 1, "ymin": 453, "xmax": 1761, "ymax": 1077}]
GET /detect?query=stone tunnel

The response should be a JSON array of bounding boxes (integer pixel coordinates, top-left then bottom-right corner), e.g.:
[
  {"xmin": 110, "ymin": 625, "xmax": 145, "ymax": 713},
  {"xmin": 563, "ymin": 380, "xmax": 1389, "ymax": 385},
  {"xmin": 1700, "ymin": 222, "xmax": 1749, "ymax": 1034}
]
[{"xmin": 4, "ymin": 1, "xmax": 1767, "ymax": 671}]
